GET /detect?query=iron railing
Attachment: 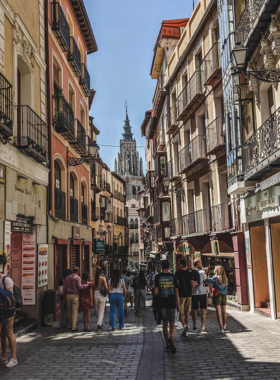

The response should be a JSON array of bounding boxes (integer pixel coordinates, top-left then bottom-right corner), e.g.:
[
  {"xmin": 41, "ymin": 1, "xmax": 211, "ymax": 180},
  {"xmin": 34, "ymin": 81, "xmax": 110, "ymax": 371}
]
[
  {"xmin": 177, "ymin": 70, "xmax": 204, "ymax": 120},
  {"xmin": 0, "ymin": 73, "xmax": 13, "ymax": 136},
  {"xmin": 82, "ymin": 203, "xmax": 87, "ymax": 225},
  {"xmin": 105, "ymin": 244, "xmax": 113, "ymax": 255},
  {"xmin": 70, "ymin": 197, "xmax": 78, "ymax": 222},
  {"xmin": 68, "ymin": 36, "xmax": 81, "ymax": 76},
  {"xmin": 118, "ymin": 246, "xmax": 129, "ymax": 255},
  {"xmin": 206, "ymin": 117, "xmax": 225, "ymax": 154},
  {"xmin": 235, "ymin": 0, "xmax": 266, "ymax": 45},
  {"xmin": 179, "ymin": 135, "xmax": 207, "ymax": 172},
  {"xmin": 91, "ymin": 204, "xmax": 99, "ymax": 221},
  {"xmin": 169, "ymin": 218, "xmax": 183, "ymax": 237},
  {"xmin": 51, "ymin": 1, "xmax": 70, "ymax": 52},
  {"xmin": 167, "ymin": 157, "xmax": 179, "ymax": 179},
  {"xmin": 145, "ymin": 205, "xmax": 151, "ymax": 219},
  {"xmin": 55, "ymin": 188, "xmax": 66, "ymax": 219},
  {"xmin": 211, "ymin": 203, "xmax": 231, "ymax": 232},
  {"xmin": 14, "ymin": 105, "xmax": 47, "ymax": 163},
  {"xmin": 53, "ymin": 94, "xmax": 75, "ymax": 140},
  {"xmin": 166, "ymin": 106, "xmax": 178, "ymax": 133},
  {"xmin": 117, "ymin": 216, "xmax": 126, "ymax": 226},
  {"xmin": 70, "ymin": 119, "xmax": 86, "ymax": 154},
  {"xmin": 203, "ymin": 42, "xmax": 221, "ymax": 85},
  {"xmin": 182, "ymin": 209, "xmax": 211, "ymax": 235},
  {"xmin": 80, "ymin": 63, "xmax": 90, "ymax": 97},
  {"xmin": 243, "ymin": 106, "xmax": 280, "ymax": 177}
]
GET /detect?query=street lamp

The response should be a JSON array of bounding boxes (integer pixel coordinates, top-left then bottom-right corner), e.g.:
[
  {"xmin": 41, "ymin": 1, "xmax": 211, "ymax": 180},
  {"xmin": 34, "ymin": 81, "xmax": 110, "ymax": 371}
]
[
  {"xmin": 232, "ymin": 42, "xmax": 280, "ymax": 83},
  {"xmin": 68, "ymin": 141, "xmax": 100, "ymax": 166},
  {"xmin": 162, "ymin": 176, "xmax": 184, "ymax": 195}
]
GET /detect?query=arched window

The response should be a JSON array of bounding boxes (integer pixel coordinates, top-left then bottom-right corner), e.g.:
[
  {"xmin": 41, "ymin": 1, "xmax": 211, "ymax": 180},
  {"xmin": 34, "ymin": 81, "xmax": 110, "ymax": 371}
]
[
  {"xmin": 135, "ymin": 233, "xmax": 139, "ymax": 243},
  {"xmin": 70, "ymin": 173, "xmax": 75, "ymax": 198},
  {"xmin": 130, "ymin": 233, "xmax": 134, "ymax": 243},
  {"xmin": 138, "ymin": 186, "xmax": 141, "ymax": 192},
  {"xmin": 54, "ymin": 161, "xmax": 61, "ymax": 189},
  {"xmin": 81, "ymin": 183, "xmax": 85, "ymax": 204},
  {"xmin": 132, "ymin": 186, "xmax": 136, "ymax": 195},
  {"xmin": 130, "ymin": 218, "xmax": 134, "ymax": 229},
  {"xmin": 135, "ymin": 218, "xmax": 138, "ymax": 229}
]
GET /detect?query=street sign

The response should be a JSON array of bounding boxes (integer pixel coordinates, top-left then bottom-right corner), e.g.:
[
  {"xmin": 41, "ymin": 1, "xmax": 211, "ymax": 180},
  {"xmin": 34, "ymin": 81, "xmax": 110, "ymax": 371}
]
[
  {"xmin": 12, "ymin": 216, "xmax": 32, "ymax": 233},
  {"xmin": 96, "ymin": 238, "xmax": 105, "ymax": 251}
]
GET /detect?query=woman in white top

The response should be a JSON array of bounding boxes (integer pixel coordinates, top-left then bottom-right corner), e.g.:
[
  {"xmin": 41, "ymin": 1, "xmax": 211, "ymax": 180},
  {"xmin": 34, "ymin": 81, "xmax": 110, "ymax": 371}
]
[
  {"xmin": 93, "ymin": 267, "xmax": 109, "ymax": 331},
  {"xmin": 108, "ymin": 269, "xmax": 127, "ymax": 331}
]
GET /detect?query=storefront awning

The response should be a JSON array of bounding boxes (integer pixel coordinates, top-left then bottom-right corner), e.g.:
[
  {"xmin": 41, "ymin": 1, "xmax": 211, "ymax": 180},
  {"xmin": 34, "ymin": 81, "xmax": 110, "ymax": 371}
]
[{"xmin": 202, "ymin": 253, "xmax": 234, "ymax": 257}]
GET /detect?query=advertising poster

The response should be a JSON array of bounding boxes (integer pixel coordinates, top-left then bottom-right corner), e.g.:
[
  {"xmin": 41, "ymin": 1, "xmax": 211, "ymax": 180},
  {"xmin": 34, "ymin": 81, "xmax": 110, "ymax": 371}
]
[
  {"xmin": 38, "ymin": 244, "xmax": 48, "ymax": 288},
  {"xmin": 21, "ymin": 233, "xmax": 36, "ymax": 305},
  {"xmin": 4, "ymin": 221, "xmax": 11, "ymax": 275},
  {"xmin": 11, "ymin": 233, "xmax": 22, "ymax": 289}
]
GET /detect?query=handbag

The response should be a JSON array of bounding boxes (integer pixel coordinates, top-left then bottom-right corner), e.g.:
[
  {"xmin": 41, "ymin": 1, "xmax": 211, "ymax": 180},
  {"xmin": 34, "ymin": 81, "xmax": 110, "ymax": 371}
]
[
  {"xmin": 211, "ymin": 278, "xmax": 219, "ymax": 297},
  {"xmin": 100, "ymin": 286, "xmax": 107, "ymax": 297}
]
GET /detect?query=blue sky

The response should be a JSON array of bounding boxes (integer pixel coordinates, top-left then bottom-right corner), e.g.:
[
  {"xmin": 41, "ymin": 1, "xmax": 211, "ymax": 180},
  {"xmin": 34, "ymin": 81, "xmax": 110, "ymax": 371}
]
[{"xmin": 85, "ymin": 0, "xmax": 195, "ymax": 171}]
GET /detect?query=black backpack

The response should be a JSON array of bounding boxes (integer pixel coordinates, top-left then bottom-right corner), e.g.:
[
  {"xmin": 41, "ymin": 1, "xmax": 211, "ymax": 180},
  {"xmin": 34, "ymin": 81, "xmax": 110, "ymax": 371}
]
[
  {"xmin": 3, "ymin": 276, "xmax": 22, "ymax": 308},
  {"xmin": 192, "ymin": 269, "xmax": 201, "ymax": 286},
  {"xmin": 0, "ymin": 289, "xmax": 15, "ymax": 322}
]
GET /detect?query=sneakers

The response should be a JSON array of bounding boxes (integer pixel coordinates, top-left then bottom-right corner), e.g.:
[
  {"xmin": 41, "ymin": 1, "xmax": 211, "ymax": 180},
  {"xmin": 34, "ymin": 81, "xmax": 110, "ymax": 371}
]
[
  {"xmin": 167, "ymin": 338, "xmax": 176, "ymax": 354},
  {"xmin": 165, "ymin": 345, "xmax": 170, "ymax": 352},
  {"xmin": 97, "ymin": 325, "xmax": 103, "ymax": 330},
  {"xmin": 218, "ymin": 329, "xmax": 225, "ymax": 334},
  {"xmin": 223, "ymin": 324, "xmax": 227, "ymax": 330},
  {"xmin": 193, "ymin": 327, "xmax": 198, "ymax": 333},
  {"xmin": 6, "ymin": 358, "xmax": 18, "ymax": 368},
  {"xmin": 181, "ymin": 325, "xmax": 188, "ymax": 337},
  {"xmin": 72, "ymin": 329, "xmax": 79, "ymax": 333},
  {"xmin": 0, "ymin": 357, "xmax": 8, "ymax": 365}
]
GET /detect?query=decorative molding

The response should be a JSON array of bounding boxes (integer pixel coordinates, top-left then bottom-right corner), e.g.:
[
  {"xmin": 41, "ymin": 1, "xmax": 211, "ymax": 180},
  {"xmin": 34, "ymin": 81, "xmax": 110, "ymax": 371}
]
[
  {"xmin": 260, "ymin": 34, "xmax": 275, "ymax": 70},
  {"xmin": 268, "ymin": 14, "xmax": 280, "ymax": 56}
]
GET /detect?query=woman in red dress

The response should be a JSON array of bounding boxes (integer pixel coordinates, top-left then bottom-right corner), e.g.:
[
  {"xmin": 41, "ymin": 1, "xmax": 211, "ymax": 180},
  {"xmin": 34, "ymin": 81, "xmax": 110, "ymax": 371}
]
[{"xmin": 79, "ymin": 272, "xmax": 94, "ymax": 331}]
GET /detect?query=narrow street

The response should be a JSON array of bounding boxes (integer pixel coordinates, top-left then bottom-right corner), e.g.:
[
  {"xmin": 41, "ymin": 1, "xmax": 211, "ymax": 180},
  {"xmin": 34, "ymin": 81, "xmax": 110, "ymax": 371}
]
[{"xmin": 1, "ymin": 298, "xmax": 280, "ymax": 380}]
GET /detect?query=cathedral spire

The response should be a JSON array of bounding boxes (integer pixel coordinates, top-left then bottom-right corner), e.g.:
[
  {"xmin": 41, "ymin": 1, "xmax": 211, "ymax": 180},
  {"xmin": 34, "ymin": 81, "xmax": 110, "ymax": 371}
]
[{"xmin": 122, "ymin": 101, "xmax": 133, "ymax": 140}]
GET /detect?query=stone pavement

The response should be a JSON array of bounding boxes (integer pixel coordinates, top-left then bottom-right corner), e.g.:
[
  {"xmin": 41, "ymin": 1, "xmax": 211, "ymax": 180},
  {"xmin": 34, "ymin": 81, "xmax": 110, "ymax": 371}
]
[{"xmin": 0, "ymin": 297, "xmax": 280, "ymax": 379}]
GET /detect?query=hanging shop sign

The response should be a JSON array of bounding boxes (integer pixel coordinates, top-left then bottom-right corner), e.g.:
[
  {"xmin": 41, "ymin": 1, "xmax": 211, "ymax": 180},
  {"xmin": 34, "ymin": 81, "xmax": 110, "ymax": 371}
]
[
  {"xmin": 38, "ymin": 244, "xmax": 48, "ymax": 288},
  {"xmin": 12, "ymin": 216, "xmax": 32, "ymax": 233},
  {"xmin": 176, "ymin": 242, "xmax": 193, "ymax": 255},
  {"xmin": 72, "ymin": 226, "xmax": 80, "ymax": 240},
  {"xmin": 245, "ymin": 186, "xmax": 280, "ymax": 222},
  {"xmin": 21, "ymin": 233, "xmax": 36, "ymax": 305},
  {"xmin": 96, "ymin": 238, "xmax": 105, "ymax": 251},
  {"xmin": 4, "ymin": 221, "xmax": 11, "ymax": 275}
]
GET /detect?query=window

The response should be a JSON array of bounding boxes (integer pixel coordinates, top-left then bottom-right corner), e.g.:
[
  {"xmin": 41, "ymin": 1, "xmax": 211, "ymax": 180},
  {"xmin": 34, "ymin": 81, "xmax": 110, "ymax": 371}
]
[
  {"xmin": 70, "ymin": 173, "xmax": 74, "ymax": 197},
  {"xmin": 80, "ymin": 108, "xmax": 85, "ymax": 127},
  {"xmin": 162, "ymin": 202, "xmax": 170, "ymax": 222},
  {"xmin": 69, "ymin": 85, "xmax": 74, "ymax": 111},
  {"xmin": 268, "ymin": 86, "xmax": 275, "ymax": 116},
  {"xmin": 81, "ymin": 183, "xmax": 85, "ymax": 204},
  {"xmin": 130, "ymin": 233, "xmax": 134, "ymax": 243},
  {"xmin": 135, "ymin": 233, "xmax": 139, "ymax": 243},
  {"xmin": 54, "ymin": 161, "xmax": 61, "ymax": 189},
  {"xmin": 132, "ymin": 186, "xmax": 136, "ymax": 195},
  {"xmin": 138, "ymin": 186, "xmax": 141, "ymax": 192},
  {"xmin": 160, "ymin": 156, "xmax": 167, "ymax": 176}
]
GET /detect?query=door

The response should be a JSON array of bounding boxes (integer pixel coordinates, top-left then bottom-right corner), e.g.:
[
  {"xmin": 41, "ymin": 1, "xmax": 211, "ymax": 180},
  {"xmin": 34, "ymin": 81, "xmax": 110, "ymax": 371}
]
[
  {"xmin": 55, "ymin": 245, "xmax": 67, "ymax": 321},
  {"xmin": 250, "ymin": 225, "xmax": 270, "ymax": 313},
  {"xmin": 270, "ymin": 222, "xmax": 280, "ymax": 318},
  {"xmin": 71, "ymin": 245, "xmax": 79, "ymax": 268},
  {"xmin": 83, "ymin": 245, "xmax": 90, "ymax": 274}
]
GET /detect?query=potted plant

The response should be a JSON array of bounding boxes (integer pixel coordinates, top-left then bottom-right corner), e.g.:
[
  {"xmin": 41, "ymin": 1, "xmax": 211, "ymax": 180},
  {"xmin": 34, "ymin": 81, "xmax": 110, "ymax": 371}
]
[{"xmin": 0, "ymin": 251, "xmax": 7, "ymax": 272}]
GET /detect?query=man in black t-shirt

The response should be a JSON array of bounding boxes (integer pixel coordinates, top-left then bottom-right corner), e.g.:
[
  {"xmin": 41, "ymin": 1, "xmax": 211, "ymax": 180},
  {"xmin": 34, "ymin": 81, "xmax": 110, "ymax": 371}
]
[
  {"xmin": 175, "ymin": 259, "xmax": 195, "ymax": 337},
  {"xmin": 154, "ymin": 260, "xmax": 180, "ymax": 354}
]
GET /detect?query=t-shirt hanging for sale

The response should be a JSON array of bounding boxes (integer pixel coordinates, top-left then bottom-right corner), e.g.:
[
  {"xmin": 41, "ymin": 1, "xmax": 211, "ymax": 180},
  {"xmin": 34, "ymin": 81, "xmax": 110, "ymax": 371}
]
[{"xmin": 155, "ymin": 272, "xmax": 178, "ymax": 309}]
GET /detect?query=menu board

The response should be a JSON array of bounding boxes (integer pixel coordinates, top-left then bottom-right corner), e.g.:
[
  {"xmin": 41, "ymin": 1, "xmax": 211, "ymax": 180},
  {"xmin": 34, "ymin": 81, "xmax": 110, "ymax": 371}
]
[
  {"xmin": 38, "ymin": 244, "xmax": 48, "ymax": 288},
  {"xmin": 21, "ymin": 233, "xmax": 36, "ymax": 305},
  {"xmin": 4, "ymin": 221, "xmax": 11, "ymax": 276},
  {"xmin": 11, "ymin": 233, "xmax": 22, "ymax": 289}
]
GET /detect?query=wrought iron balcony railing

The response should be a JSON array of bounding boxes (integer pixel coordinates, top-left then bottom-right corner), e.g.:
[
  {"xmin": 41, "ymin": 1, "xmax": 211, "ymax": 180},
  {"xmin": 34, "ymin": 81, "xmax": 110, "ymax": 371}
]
[
  {"xmin": 205, "ymin": 117, "xmax": 225, "ymax": 155},
  {"xmin": 0, "ymin": 73, "xmax": 13, "ymax": 137},
  {"xmin": 179, "ymin": 135, "xmax": 207, "ymax": 173},
  {"xmin": 68, "ymin": 37, "xmax": 82, "ymax": 77},
  {"xmin": 243, "ymin": 106, "xmax": 280, "ymax": 180},
  {"xmin": 14, "ymin": 105, "xmax": 47, "ymax": 163},
  {"xmin": 166, "ymin": 106, "xmax": 178, "ymax": 135},
  {"xmin": 152, "ymin": 75, "xmax": 167, "ymax": 121},
  {"xmin": 91, "ymin": 203, "xmax": 99, "ymax": 221},
  {"xmin": 155, "ymin": 129, "xmax": 165, "ymax": 151},
  {"xmin": 70, "ymin": 196, "xmax": 78, "ymax": 223},
  {"xmin": 80, "ymin": 63, "xmax": 90, "ymax": 97},
  {"xmin": 118, "ymin": 246, "xmax": 129, "ymax": 255},
  {"xmin": 51, "ymin": 1, "xmax": 70, "ymax": 52},
  {"xmin": 117, "ymin": 216, "xmax": 126, "ymax": 226},
  {"xmin": 177, "ymin": 70, "xmax": 205, "ymax": 121},
  {"xmin": 82, "ymin": 203, "xmax": 88, "ymax": 225},
  {"xmin": 55, "ymin": 188, "xmax": 66, "ymax": 219},
  {"xmin": 169, "ymin": 218, "xmax": 182, "ymax": 237},
  {"xmin": 53, "ymin": 94, "xmax": 75, "ymax": 140},
  {"xmin": 69, "ymin": 119, "xmax": 86, "ymax": 154},
  {"xmin": 235, "ymin": 0, "xmax": 266, "ymax": 45},
  {"xmin": 145, "ymin": 205, "xmax": 151, "ymax": 219},
  {"xmin": 167, "ymin": 157, "xmax": 180, "ymax": 181},
  {"xmin": 203, "ymin": 42, "xmax": 221, "ymax": 86},
  {"xmin": 211, "ymin": 203, "xmax": 232, "ymax": 233},
  {"xmin": 182, "ymin": 209, "xmax": 211, "ymax": 236},
  {"xmin": 105, "ymin": 244, "xmax": 113, "ymax": 255}
]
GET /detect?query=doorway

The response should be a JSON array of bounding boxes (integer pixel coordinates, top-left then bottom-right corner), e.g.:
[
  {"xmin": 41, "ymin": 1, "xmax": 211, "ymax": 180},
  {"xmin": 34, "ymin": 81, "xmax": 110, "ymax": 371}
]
[
  {"xmin": 83, "ymin": 245, "xmax": 90, "ymax": 274},
  {"xmin": 270, "ymin": 221, "xmax": 280, "ymax": 318}
]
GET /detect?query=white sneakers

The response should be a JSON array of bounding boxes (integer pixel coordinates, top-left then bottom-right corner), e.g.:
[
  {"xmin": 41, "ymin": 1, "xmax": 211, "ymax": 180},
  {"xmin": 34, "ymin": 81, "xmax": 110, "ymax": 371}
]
[
  {"xmin": 6, "ymin": 358, "xmax": 18, "ymax": 368},
  {"xmin": 218, "ymin": 329, "xmax": 225, "ymax": 334}
]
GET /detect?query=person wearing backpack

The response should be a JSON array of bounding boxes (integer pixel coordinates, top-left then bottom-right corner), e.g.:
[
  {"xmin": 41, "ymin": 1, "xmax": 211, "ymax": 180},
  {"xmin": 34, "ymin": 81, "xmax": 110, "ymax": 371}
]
[
  {"xmin": 0, "ymin": 273, "xmax": 18, "ymax": 368},
  {"xmin": 191, "ymin": 259, "xmax": 208, "ymax": 333}
]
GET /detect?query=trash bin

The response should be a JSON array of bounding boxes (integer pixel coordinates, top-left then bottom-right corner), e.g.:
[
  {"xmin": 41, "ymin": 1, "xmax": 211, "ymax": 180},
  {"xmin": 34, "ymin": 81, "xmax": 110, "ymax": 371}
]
[{"xmin": 43, "ymin": 290, "xmax": 56, "ymax": 326}]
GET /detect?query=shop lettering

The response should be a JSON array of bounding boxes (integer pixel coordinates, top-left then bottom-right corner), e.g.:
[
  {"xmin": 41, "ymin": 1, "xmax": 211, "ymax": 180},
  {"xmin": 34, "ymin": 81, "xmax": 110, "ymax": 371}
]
[
  {"xmin": 15, "ymin": 186, "xmax": 32, "ymax": 196},
  {"xmin": 247, "ymin": 196, "xmax": 279, "ymax": 215}
]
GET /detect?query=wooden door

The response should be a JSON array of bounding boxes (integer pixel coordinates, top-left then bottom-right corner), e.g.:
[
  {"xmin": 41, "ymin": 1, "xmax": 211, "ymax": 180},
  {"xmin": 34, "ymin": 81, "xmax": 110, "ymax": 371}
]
[
  {"xmin": 17, "ymin": 69, "xmax": 21, "ymax": 137},
  {"xmin": 270, "ymin": 222, "xmax": 280, "ymax": 318}
]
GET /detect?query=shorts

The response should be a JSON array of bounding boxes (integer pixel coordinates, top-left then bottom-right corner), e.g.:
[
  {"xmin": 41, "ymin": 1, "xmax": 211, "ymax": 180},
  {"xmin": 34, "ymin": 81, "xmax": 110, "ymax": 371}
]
[
  {"xmin": 1, "ymin": 316, "xmax": 14, "ymax": 332},
  {"xmin": 192, "ymin": 294, "xmax": 207, "ymax": 310},
  {"xmin": 180, "ymin": 297, "xmax": 192, "ymax": 314},
  {"xmin": 213, "ymin": 294, "xmax": 227, "ymax": 306},
  {"xmin": 125, "ymin": 294, "xmax": 130, "ymax": 303},
  {"xmin": 161, "ymin": 308, "xmax": 176, "ymax": 323},
  {"xmin": 129, "ymin": 287, "xmax": 134, "ymax": 296}
]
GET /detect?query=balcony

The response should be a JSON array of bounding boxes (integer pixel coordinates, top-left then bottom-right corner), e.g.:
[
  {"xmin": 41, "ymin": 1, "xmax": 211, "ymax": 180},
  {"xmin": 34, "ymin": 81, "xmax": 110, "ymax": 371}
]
[
  {"xmin": 179, "ymin": 135, "xmax": 207, "ymax": 173},
  {"xmin": 211, "ymin": 204, "xmax": 232, "ymax": 233},
  {"xmin": 166, "ymin": 106, "xmax": 178, "ymax": 135},
  {"xmin": 91, "ymin": 204, "xmax": 99, "ymax": 221},
  {"xmin": 203, "ymin": 42, "xmax": 221, "ymax": 87},
  {"xmin": 82, "ymin": 203, "xmax": 87, "ymax": 225},
  {"xmin": 152, "ymin": 75, "xmax": 167, "ymax": 120},
  {"xmin": 105, "ymin": 244, "xmax": 113, "ymax": 255},
  {"xmin": 118, "ymin": 246, "xmax": 129, "ymax": 255},
  {"xmin": 68, "ymin": 37, "xmax": 81, "ymax": 77},
  {"xmin": 69, "ymin": 119, "xmax": 86, "ymax": 155},
  {"xmin": 117, "ymin": 216, "xmax": 126, "ymax": 226},
  {"xmin": 155, "ymin": 129, "xmax": 165, "ymax": 151},
  {"xmin": 145, "ymin": 205, "xmax": 151, "ymax": 220},
  {"xmin": 177, "ymin": 71, "xmax": 205, "ymax": 121},
  {"xmin": 55, "ymin": 188, "xmax": 66, "ymax": 219},
  {"xmin": 0, "ymin": 73, "xmax": 13, "ymax": 137},
  {"xmin": 146, "ymin": 170, "xmax": 155, "ymax": 190},
  {"xmin": 169, "ymin": 218, "xmax": 182, "ymax": 238},
  {"xmin": 51, "ymin": 2, "xmax": 70, "ymax": 52},
  {"xmin": 14, "ymin": 106, "xmax": 47, "ymax": 163},
  {"xmin": 167, "ymin": 158, "xmax": 180, "ymax": 182},
  {"xmin": 70, "ymin": 197, "xmax": 78, "ymax": 223},
  {"xmin": 243, "ymin": 106, "xmax": 280, "ymax": 181},
  {"xmin": 182, "ymin": 209, "xmax": 211, "ymax": 236},
  {"xmin": 53, "ymin": 95, "xmax": 75, "ymax": 140},
  {"xmin": 206, "ymin": 117, "xmax": 225, "ymax": 155},
  {"xmin": 80, "ymin": 63, "xmax": 90, "ymax": 97}
]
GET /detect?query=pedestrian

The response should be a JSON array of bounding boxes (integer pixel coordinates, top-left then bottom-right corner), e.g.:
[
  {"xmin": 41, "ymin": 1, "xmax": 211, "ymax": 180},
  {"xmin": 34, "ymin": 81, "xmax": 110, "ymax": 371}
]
[
  {"xmin": 154, "ymin": 260, "xmax": 180, "ymax": 354},
  {"xmin": 0, "ymin": 273, "xmax": 18, "ymax": 368},
  {"xmin": 93, "ymin": 266, "xmax": 109, "ymax": 330},
  {"xmin": 129, "ymin": 271, "xmax": 135, "ymax": 310},
  {"xmin": 62, "ymin": 266, "xmax": 91, "ymax": 332},
  {"xmin": 79, "ymin": 272, "xmax": 94, "ymax": 332},
  {"xmin": 175, "ymin": 259, "xmax": 195, "ymax": 337},
  {"xmin": 133, "ymin": 270, "xmax": 148, "ymax": 316},
  {"xmin": 204, "ymin": 267, "xmax": 210, "ymax": 309},
  {"xmin": 205, "ymin": 265, "xmax": 228, "ymax": 333},
  {"xmin": 191, "ymin": 259, "xmax": 208, "ymax": 333},
  {"xmin": 57, "ymin": 269, "xmax": 72, "ymax": 328},
  {"xmin": 108, "ymin": 269, "xmax": 127, "ymax": 331},
  {"xmin": 121, "ymin": 269, "xmax": 130, "ymax": 315}
]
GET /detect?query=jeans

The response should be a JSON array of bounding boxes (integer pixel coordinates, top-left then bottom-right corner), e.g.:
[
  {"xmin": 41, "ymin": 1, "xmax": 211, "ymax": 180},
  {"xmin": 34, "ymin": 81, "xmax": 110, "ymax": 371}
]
[
  {"xmin": 94, "ymin": 290, "xmax": 106, "ymax": 326},
  {"xmin": 109, "ymin": 293, "xmax": 124, "ymax": 329}
]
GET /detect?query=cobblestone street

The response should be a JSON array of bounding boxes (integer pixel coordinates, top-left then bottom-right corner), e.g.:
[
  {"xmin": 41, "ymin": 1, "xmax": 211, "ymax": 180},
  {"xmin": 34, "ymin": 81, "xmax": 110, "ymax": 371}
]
[{"xmin": 1, "ymin": 298, "xmax": 280, "ymax": 380}]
